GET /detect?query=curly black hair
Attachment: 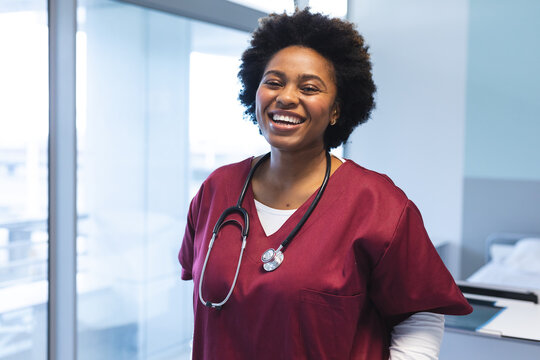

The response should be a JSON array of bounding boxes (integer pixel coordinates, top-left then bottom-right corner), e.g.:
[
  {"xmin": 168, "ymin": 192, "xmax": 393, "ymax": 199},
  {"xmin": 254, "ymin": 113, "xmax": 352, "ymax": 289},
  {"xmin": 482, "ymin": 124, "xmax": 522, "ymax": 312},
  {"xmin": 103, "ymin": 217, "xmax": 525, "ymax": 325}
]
[{"xmin": 238, "ymin": 9, "xmax": 376, "ymax": 149}]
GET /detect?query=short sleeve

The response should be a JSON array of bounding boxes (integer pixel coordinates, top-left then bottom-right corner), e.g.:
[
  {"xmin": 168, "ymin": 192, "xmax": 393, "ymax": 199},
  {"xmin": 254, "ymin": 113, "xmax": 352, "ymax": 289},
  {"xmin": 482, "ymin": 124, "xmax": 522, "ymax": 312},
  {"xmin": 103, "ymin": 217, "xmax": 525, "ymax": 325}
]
[
  {"xmin": 178, "ymin": 186, "xmax": 204, "ymax": 281},
  {"xmin": 369, "ymin": 200, "xmax": 472, "ymax": 321}
]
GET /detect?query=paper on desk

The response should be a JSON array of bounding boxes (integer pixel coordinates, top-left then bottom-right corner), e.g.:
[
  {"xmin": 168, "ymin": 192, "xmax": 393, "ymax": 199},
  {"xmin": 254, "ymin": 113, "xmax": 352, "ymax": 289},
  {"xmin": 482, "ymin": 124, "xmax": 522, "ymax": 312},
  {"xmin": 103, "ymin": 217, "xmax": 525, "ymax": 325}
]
[{"xmin": 479, "ymin": 299, "xmax": 540, "ymax": 341}]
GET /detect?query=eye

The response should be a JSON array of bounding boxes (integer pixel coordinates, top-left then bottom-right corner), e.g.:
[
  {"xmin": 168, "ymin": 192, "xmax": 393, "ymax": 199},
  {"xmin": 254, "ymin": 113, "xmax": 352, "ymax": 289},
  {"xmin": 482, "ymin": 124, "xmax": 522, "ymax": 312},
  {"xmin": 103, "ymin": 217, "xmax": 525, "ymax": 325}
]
[
  {"xmin": 301, "ymin": 85, "xmax": 320, "ymax": 94},
  {"xmin": 263, "ymin": 79, "xmax": 282, "ymax": 88}
]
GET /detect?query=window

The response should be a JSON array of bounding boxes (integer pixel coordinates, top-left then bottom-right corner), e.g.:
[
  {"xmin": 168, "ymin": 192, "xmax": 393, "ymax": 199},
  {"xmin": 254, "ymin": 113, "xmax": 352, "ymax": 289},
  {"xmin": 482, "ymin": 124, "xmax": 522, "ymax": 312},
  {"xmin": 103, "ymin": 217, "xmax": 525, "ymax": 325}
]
[
  {"xmin": 0, "ymin": 3, "xmax": 49, "ymax": 360},
  {"xmin": 310, "ymin": 0, "xmax": 347, "ymax": 18},
  {"xmin": 227, "ymin": 0, "xmax": 294, "ymax": 14},
  {"xmin": 1, "ymin": 0, "xmax": 346, "ymax": 357},
  {"xmin": 76, "ymin": 1, "xmax": 267, "ymax": 358},
  {"xmin": 228, "ymin": 0, "xmax": 348, "ymax": 18}
]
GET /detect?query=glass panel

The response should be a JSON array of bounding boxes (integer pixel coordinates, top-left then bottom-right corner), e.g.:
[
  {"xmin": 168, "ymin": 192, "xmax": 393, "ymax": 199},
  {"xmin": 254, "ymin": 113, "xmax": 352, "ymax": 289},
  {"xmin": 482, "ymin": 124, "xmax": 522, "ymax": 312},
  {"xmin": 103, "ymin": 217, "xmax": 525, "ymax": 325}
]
[
  {"xmin": 189, "ymin": 20, "xmax": 269, "ymax": 196},
  {"xmin": 0, "ymin": 2, "xmax": 49, "ymax": 360},
  {"xmin": 76, "ymin": 1, "xmax": 267, "ymax": 359},
  {"xmin": 227, "ymin": 0, "xmax": 347, "ymax": 18},
  {"xmin": 309, "ymin": 0, "xmax": 348, "ymax": 18},
  {"xmin": 227, "ymin": 0, "xmax": 294, "ymax": 14}
]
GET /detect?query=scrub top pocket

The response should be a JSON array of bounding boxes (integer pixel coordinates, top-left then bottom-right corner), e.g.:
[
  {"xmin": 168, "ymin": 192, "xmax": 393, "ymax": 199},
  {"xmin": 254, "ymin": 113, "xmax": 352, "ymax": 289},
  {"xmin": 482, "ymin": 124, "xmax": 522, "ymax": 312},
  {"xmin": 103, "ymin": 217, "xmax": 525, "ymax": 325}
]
[{"xmin": 298, "ymin": 289, "xmax": 365, "ymax": 360}]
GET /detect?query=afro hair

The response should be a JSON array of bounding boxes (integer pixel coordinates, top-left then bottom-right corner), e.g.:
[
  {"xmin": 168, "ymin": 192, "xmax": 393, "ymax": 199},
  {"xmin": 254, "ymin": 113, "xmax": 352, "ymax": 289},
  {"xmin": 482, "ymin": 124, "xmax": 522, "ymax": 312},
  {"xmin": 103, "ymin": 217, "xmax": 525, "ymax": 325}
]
[{"xmin": 238, "ymin": 9, "xmax": 376, "ymax": 149}]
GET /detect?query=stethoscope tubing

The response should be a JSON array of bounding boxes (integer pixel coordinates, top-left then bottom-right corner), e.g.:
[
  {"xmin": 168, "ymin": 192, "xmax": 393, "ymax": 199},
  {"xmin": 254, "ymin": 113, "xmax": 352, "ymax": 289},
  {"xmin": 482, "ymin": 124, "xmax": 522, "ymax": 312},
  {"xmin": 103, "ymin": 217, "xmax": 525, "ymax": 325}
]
[
  {"xmin": 279, "ymin": 152, "xmax": 331, "ymax": 250},
  {"xmin": 198, "ymin": 151, "xmax": 331, "ymax": 309},
  {"xmin": 199, "ymin": 232, "xmax": 247, "ymax": 310}
]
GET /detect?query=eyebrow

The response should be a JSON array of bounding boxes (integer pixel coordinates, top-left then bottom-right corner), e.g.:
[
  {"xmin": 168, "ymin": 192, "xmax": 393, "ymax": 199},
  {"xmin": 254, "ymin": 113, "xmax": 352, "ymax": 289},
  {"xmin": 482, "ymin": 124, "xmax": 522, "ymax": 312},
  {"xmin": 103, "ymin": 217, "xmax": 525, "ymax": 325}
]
[{"xmin": 262, "ymin": 70, "xmax": 328, "ymax": 90}]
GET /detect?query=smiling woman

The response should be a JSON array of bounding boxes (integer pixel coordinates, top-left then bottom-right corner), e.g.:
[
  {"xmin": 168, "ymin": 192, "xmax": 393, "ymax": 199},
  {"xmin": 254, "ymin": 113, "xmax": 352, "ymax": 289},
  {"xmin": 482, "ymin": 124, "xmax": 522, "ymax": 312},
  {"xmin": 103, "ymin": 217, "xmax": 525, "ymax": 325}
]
[
  {"xmin": 255, "ymin": 46, "xmax": 339, "ymax": 154},
  {"xmin": 179, "ymin": 9, "xmax": 471, "ymax": 360},
  {"xmin": 239, "ymin": 10, "xmax": 375, "ymax": 151}
]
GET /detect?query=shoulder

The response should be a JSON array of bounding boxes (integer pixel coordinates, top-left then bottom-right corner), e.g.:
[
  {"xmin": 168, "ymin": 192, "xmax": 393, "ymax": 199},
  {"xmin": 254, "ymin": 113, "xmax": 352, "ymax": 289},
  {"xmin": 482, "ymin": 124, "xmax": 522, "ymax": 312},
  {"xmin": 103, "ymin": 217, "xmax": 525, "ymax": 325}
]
[
  {"xmin": 195, "ymin": 156, "xmax": 253, "ymax": 198},
  {"xmin": 204, "ymin": 157, "xmax": 252, "ymax": 186},
  {"xmin": 339, "ymin": 159, "xmax": 409, "ymax": 206},
  {"xmin": 188, "ymin": 157, "xmax": 252, "ymax": 216}
]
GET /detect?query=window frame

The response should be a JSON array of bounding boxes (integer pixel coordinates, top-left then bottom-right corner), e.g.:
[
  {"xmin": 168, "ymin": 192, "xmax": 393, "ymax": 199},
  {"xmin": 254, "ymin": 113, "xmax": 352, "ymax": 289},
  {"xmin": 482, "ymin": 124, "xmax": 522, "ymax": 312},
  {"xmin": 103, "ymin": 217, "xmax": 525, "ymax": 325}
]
[
  {"xmin": 47, "ymin": 1, "xmax": 264, "ymax": 359},
  {"xmin": 47, "ymin": 1, "xmax": 350, "ymax": 358}
]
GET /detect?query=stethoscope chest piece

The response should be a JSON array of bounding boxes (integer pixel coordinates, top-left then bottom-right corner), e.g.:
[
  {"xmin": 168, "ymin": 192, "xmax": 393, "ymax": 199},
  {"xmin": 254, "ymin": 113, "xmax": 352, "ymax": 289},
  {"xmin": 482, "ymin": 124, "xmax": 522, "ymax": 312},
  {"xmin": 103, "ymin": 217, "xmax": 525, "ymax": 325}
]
[
  {"xmin": 261, "ymin": 248, "xmax": 284, "ymax": 272},
  {"xmin": 199, "ymin": 152, "xmax": 330, "ymax": 308}
]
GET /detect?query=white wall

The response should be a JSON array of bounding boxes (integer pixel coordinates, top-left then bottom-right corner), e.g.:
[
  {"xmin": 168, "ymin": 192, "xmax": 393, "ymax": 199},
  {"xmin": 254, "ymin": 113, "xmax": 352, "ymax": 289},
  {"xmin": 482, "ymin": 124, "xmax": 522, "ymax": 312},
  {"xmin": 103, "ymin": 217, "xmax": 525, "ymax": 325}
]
[{"xmin": 347, "ymin": 0, "xmax": 469, "ymax": 276}]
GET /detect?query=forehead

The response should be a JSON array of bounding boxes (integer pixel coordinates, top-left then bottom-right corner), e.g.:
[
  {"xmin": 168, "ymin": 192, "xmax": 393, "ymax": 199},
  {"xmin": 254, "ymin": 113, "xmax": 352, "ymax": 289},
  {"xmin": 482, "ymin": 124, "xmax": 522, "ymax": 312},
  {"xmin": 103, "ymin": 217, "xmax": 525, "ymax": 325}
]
[{"xmin": 264, "ymin": 45, "xmax": 336, "ymax": 82}]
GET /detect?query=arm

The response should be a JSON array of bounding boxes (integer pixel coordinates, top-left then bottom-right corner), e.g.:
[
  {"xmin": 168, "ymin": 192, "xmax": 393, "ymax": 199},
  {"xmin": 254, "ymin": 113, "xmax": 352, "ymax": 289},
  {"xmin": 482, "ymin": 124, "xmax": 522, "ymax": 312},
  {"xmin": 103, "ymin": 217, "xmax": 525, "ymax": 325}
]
[
  {"xmin": 389, "ymin": 312, "xmax": 445, "ymax": 360},
  {"xmin": 179, "ymin": 183, "xmax": 205, "ymax": 280}
]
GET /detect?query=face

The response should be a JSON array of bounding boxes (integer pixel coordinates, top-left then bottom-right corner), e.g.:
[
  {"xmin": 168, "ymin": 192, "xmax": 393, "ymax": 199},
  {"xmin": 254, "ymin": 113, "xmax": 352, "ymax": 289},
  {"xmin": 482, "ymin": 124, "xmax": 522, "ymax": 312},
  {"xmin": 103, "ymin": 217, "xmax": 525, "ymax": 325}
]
[{"xmin": 255, "ymin": 46, "xmax": 339, "ymax": 153}]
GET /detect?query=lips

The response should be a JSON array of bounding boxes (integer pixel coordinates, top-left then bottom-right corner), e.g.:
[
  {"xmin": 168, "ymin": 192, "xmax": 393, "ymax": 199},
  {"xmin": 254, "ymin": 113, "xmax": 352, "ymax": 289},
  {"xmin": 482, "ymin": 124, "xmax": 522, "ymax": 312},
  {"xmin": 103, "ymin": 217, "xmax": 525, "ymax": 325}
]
[{"xmin": 269, "ymin": 112, "xmax": 306, "ymax": 126}]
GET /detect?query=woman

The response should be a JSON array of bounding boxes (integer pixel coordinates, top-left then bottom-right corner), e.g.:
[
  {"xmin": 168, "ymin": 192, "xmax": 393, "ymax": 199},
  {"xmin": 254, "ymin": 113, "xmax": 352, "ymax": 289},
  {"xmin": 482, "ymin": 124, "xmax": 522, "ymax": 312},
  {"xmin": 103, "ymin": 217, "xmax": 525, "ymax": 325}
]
[{"xmin": 179, "ymin": 9, "xmax": 471, "ymax": 360}]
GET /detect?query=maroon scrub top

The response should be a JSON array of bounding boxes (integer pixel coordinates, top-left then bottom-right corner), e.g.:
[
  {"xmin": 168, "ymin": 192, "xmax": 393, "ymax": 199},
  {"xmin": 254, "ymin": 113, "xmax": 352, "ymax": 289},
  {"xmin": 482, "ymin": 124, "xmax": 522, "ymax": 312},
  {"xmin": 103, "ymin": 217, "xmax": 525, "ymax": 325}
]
[{"xmin": 179, "ymin": 158, "xmax": 471, "ymax": 360}]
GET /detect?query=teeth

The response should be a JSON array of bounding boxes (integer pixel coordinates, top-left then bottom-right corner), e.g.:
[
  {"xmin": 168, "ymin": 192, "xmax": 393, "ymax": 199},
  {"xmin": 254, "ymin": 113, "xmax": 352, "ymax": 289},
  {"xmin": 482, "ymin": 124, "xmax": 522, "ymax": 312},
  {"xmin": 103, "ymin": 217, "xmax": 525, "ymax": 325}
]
[{"xmin": 272, "ymin": 114, "xmax": 302, "ymax": 124}]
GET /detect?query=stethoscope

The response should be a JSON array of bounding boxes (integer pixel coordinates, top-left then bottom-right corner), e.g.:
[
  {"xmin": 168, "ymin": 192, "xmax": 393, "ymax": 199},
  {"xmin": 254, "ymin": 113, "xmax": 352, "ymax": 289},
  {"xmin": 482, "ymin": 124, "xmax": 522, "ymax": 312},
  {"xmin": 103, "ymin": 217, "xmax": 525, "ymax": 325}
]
[{"xmin": 199, "ymin": 152, "xmax": 331, "ymax": 309}]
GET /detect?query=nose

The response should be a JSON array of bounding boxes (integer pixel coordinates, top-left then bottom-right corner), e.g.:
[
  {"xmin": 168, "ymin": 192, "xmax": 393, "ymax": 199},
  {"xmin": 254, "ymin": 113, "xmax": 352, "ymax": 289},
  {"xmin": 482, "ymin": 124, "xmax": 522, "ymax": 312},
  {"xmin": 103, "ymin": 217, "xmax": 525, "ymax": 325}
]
[{"xmin": 276, "ymin": 85, "xmax": 298, "ymax": 108}]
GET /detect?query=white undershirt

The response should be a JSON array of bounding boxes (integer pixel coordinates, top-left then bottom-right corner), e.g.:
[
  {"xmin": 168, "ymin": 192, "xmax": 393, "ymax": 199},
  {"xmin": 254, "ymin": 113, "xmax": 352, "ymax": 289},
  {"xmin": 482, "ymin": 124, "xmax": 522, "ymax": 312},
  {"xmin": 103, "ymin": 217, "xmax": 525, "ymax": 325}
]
[
  {"xmin": 254, "ymin": 199, "xmax": 296, "ymax": 235},
  {"xmin": 254, "ymin": 199, "xmax": 444, "ymax": 359},
  {"xmin": 254, "ymin": 154, "xmax": 346, "ymax": 236}
]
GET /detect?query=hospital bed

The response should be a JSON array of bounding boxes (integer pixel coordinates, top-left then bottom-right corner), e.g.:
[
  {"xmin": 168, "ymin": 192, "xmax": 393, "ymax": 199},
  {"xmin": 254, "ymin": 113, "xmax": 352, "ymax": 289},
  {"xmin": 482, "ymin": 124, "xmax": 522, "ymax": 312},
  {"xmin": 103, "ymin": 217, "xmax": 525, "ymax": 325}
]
[
  {"xmin": 467, "ymin": 232, "xmax": 540, "ymax": 291},
  {"xmin": 440, "ymin": 233, "xmax": 540, "ymax": 359}
]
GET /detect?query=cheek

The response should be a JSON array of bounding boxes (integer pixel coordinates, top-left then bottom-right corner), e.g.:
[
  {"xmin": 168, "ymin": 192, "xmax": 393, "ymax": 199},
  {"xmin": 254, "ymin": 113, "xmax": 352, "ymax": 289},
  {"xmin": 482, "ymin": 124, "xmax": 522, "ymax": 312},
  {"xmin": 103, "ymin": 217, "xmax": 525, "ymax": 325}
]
[
  {"xmin": 309, "ymin": 100, "xmax": 334, "ymax": 120},
  {"xmin": 254, "ymin": 88, "xmax": 264, "ymax": 115},
  {"xmin": 254, "ymin": 91, "xmax": 265, "ymax": 128},
  {"xmin": 255, "ymin": 88, "xmax": 272, "ymax": 121}
]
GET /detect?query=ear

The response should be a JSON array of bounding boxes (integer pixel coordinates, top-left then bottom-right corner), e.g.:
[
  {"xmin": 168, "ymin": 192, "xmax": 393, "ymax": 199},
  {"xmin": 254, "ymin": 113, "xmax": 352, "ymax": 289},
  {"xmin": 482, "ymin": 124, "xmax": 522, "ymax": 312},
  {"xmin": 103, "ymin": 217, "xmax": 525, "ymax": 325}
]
[{"xmin": 330, "ymin": 103, "xmax": 340, "ymax": 125}]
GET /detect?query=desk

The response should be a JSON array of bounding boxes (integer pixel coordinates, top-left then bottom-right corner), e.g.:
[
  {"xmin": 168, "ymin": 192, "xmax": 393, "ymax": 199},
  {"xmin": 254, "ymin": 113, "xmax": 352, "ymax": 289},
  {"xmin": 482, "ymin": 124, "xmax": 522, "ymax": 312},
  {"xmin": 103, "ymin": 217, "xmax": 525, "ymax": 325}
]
[
  {"xmin": 441, "ymin": 329, "xmax": 540, "ymax": 360},
  {"xmin": 440, "ymin": 283, "xmax": 540, "ymax": 359}
]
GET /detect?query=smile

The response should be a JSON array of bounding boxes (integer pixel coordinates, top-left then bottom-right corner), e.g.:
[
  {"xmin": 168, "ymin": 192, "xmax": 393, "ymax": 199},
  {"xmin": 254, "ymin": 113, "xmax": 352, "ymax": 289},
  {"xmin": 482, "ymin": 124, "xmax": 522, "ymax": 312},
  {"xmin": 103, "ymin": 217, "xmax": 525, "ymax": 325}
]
[{"xmin": 271, "ymin": 114, "xmax": 305, "ymax": 125}]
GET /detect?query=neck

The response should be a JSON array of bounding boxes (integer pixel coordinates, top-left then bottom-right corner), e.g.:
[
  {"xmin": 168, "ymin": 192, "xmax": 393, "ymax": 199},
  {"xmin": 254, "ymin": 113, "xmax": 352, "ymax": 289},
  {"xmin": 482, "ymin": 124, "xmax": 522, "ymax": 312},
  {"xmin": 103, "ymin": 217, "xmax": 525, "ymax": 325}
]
[
  {"xmin": 252, "ymin": 146, "xmax": 338, "ymax": 209},
  {"xmin": 267, "ymin": 147, "xmax": 327, "ymax": 184}
]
